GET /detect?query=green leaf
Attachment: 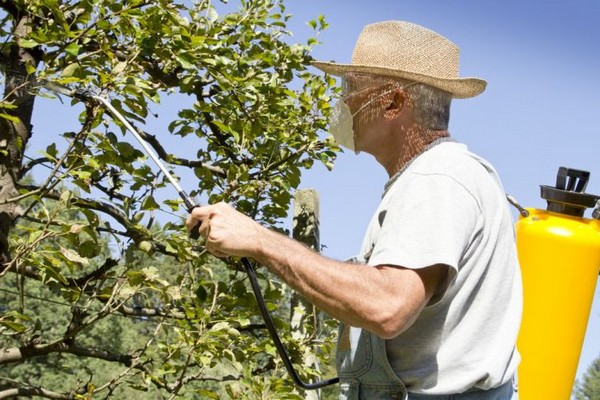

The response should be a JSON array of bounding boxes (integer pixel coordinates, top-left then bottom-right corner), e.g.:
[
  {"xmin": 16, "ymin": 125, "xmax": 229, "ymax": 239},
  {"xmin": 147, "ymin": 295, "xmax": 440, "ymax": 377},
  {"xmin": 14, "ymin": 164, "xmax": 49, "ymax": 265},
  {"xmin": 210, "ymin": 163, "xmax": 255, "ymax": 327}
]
[
  {"xmin": 210, "ymin": 321, "xmax": 230, "ymax": 332},
  {"xmin": 141, "ymin": 267, "xmax": 168, "ymax": 286},
  {"xmin": 0, "ymin": 320, "xmax": 28, "ymax": 333},
  {"xmin": 137, "ymin": 240, "xmax": 154, "ymax": 254},
  {"xmin": 0, "ymin": 113, "xmax": 19, "ymax": 123},
  {"xmin": 166, "ymin": 286, "xmax": 181, "ymax": 300},
  {"xmin": 141, "ymin": 196, "xmax": 160, "ymax": 211},
  {"xmin": 65, "ymin": 42, "xmax": 81, "ymax": 56},
  {"xmin": 194, "ymin": 390, "xmax": 220, "ymax": 399},
  {"xmin": 18, "ymin": 38, "xmax": 39, "ymax": 48},
  {"xmin": 44, "ymin": 143, "xmax": 58, "ymax": 160},
  {"xmin": 61, "ymin": 63, "xmax": 80, "ymax": 78},
  {"xmin": 60, "ymin": 246, "xmax": 89, "ymax": 266},
  {"xmin": 176, "ymin": 53, "xmax": 196, "ymax": 69},
  {"xmin": 127, "ymin": 270, "xmax": 146, "ymax": 286},
  {"xmin": 0, "ymin": 102, "xmax": 17, "ymax": 110},
  {"xmin": 39, "ymin": 263, "xmax": 69, "ymax": 285},
  {"xmin": 195, "ymin": 285, "xmax": 208, "ymax": 303},
  {"xmin": 59, "ymin": 190, "xmax": 73, "ymax": 203},
  {"xmin": 118, "ymin": 284, "xmax": 136, "ymax": 299}
]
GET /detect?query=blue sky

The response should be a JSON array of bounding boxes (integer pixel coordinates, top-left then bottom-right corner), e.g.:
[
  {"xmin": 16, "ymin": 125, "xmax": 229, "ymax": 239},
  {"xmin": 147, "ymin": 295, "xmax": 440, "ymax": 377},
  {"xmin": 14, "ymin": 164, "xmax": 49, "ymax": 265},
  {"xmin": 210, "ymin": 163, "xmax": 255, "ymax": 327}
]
[
  {"xmin": 281, "ymin": 0, "xmax": 600, "ymax": 383},
  {"xmin": 29, "ymin": 0, "xmax": 599, "ymax": 386}
]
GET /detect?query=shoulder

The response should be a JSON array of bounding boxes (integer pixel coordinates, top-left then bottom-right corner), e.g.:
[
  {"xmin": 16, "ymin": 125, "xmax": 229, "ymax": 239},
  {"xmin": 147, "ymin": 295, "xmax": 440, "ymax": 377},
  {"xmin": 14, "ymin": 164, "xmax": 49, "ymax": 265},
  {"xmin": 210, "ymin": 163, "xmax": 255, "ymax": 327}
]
[
  {"xmin": 405, "ymin": 142, "xmax": 504, "ymax": 195},
  {"xmin": 411, "ymin": 142, "xmax": 488, "ymax": 176},
  {"xmin": 381, "ymin": 142, "xmax": 507, "ymax": 218}
]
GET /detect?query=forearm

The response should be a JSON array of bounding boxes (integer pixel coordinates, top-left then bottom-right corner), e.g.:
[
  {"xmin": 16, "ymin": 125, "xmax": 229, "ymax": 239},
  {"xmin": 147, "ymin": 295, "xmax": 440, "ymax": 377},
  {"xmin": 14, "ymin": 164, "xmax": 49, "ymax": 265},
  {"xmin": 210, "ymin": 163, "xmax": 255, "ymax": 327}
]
[
  {"xmin": 187, "ymin": 202, "xmax": 436, "ymax": 338},
  {"xmin": 251, "ymin": 226, "xmax": 427, "ymax": 338}
]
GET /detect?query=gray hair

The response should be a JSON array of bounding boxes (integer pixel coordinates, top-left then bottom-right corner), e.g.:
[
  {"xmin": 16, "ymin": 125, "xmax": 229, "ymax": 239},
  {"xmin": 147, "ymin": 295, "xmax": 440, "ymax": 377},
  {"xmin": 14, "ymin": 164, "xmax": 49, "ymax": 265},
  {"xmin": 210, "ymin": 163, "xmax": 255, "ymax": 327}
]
[
  {"xmin": 354, "ymin": 74, "xmax": 452, "ymax": 130},
  {"xmin": 405, "ymin": 83, "xmax": 452, "ymax": 130},
  {"xmin": 342, "ymin": 73, "xmax": 452, "ymax": 130}
]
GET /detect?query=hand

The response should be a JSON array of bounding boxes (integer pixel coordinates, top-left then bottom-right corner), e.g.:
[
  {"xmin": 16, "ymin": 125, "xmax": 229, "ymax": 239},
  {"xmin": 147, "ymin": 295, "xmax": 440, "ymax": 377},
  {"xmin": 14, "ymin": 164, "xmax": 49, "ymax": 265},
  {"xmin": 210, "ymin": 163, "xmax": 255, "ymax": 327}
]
[{"xmin": 186, "ymin": 202, "xmax": 263, "ymax": 258}]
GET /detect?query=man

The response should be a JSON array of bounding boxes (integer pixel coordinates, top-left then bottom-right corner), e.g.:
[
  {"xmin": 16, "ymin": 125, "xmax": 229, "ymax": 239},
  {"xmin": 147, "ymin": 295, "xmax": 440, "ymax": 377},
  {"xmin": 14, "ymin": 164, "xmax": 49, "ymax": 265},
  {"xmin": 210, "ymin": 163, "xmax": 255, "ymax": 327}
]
[{"xmin": 187, "ymin": 21, "xmax": 522, "ymax": 399}]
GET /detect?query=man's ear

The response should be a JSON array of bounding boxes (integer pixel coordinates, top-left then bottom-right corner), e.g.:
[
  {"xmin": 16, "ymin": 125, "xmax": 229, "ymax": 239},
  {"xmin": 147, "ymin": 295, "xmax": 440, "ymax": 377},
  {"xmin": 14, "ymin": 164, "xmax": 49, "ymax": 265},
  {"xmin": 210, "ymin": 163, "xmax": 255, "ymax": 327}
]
[{"xmin": 384, "ymin": 90, "xmax": 406, "ymax": 119}]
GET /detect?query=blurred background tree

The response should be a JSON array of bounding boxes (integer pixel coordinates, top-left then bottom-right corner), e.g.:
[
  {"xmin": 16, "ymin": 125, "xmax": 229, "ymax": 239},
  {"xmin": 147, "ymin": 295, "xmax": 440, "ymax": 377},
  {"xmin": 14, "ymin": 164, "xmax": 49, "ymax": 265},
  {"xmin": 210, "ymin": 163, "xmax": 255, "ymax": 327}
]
[{"xmin": 573, "ymin": 355, "xmax": 600, "ymax": 400}]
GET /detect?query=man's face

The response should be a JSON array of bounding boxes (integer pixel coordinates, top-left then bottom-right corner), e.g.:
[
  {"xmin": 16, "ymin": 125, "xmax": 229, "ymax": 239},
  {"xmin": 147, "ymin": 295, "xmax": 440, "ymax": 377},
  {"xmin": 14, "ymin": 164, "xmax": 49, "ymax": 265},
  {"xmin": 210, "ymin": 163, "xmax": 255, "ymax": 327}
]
[{"xmin": 340, "ymin": 74, "xmax": 399, "ymax": 150}]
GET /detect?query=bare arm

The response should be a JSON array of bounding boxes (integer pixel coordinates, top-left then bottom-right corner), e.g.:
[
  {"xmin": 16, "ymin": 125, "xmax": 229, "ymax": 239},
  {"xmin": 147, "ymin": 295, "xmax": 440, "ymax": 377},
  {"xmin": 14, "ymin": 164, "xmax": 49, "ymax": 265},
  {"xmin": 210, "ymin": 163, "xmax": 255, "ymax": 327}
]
[{"xmin": 187, "ymin": 202, "xmax": 447, "ymax": 339}]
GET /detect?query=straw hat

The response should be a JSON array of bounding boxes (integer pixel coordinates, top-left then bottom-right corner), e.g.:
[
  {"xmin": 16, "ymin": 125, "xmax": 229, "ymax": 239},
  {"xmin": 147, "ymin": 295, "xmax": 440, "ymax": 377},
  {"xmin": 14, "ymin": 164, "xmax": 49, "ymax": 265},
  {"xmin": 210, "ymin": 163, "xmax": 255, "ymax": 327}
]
[{"xmin": 312, "ymin": 21, "xmax": 486, "ymax": 99}]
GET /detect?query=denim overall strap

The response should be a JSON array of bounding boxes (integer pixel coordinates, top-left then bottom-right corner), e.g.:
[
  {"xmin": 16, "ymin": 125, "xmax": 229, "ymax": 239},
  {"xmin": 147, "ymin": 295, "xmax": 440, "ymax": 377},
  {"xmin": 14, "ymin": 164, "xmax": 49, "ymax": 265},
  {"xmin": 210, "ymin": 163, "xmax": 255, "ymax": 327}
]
[
  {"xmin": 407, "ymin": 379, "xmax": 515, "ymax": 400},
  {"xmin": 337, "ymin": 324, "xmax": 408, "ymax": 400}
]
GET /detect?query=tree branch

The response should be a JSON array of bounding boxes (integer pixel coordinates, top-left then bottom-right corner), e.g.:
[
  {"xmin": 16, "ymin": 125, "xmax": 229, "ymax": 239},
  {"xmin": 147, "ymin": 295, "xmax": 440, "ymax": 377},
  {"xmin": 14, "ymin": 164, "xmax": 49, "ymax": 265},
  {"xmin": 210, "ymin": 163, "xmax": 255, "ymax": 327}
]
[
  {"xmin": 178, "ymin": 359, "xmax": 276, "ymax": 386},
  {"xmin": 194, "ymin": 90, "xmax": 244, "ymax": 165},
  {"xmin": 18, "ymin": 156, "xmax": 51, "ymax": 178},
  {"xmin": 0, "ymin": 340, "xmax": 134, "ymax": 366},
  {"xmin": 73, "ymin": 258, "xmax": 119, "ymax": 287},
  {"xmin": 16, "ymin": 184, "xmax": 133, "ymax": 233},
  {"xmin": 138, "ymin": 127, "xmax": 225, "ymax": 176},
  {"xmin": 0, "ymin": 385, "xmax": 72, "ymax": 400}
]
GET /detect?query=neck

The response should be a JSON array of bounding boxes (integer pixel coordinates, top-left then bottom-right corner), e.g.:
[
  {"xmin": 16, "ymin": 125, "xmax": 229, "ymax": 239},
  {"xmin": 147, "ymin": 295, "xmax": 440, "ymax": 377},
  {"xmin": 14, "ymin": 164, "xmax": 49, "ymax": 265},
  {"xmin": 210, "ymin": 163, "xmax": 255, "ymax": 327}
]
[{"xmin": 386, "ymin": 128, "xmax": 450, "ymax": 177}]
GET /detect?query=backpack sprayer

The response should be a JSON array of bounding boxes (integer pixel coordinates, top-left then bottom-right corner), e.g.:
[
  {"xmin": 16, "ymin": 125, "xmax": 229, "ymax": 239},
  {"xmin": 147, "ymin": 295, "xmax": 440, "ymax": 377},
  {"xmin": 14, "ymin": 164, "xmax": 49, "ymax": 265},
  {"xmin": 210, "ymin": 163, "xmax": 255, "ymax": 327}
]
[
  {"xmin": 37, "ymin": 81, "xmax": 338, "ymax": 390},
  {"xmin": 509, "ymin": 167, "xmax": 600, "ymax": 399}
]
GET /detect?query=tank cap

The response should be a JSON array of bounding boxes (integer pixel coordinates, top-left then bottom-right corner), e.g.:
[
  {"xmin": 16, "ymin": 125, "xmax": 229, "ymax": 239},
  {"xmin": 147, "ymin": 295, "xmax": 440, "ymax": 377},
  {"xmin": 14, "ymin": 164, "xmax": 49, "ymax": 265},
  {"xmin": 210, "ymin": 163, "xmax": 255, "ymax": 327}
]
[{"xmin": 540, "ymin": 167, "xmax": 599, "ymax": 217}]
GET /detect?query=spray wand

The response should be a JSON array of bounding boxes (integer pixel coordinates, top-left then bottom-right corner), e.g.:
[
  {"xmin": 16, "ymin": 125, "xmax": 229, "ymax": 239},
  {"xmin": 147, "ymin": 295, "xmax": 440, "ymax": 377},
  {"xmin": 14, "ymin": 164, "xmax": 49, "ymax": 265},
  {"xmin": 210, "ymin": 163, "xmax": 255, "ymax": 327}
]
[{"xmin": 39, "ymin": 81, "xmax": 339, "ymax": 390}]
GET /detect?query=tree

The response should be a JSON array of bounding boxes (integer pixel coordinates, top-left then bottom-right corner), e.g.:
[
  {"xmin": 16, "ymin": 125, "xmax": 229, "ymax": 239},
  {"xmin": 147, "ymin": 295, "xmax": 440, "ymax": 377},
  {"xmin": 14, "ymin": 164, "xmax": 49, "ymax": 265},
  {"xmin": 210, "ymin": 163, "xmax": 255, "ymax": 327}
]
[
  {"xmin": 0, "ymin": 0, "xmax": 339, "ymax": 398},
  {"xmin": 574, "ymin": 355, "xmax": 600, "ymax": 400}
]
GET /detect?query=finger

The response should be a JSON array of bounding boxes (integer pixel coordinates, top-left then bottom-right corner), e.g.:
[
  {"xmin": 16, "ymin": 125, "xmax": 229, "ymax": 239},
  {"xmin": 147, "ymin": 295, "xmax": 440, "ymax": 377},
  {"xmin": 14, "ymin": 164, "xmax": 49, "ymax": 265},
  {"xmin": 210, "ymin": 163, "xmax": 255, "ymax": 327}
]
[
  {"xmin": 203, "ymin": 227, "xmax": 227, "ymax": 258},
  {"xmin": 185, "ymin": 205, "xmax": 211, "ymax": 231},
  {"xmin": 199, "ymin": 217, "xmax": 211, "ymax": 239},
  {"xmin": 185, "ymin": 215, "xmax": 197, "ymax": 231},
  {"xmin": 206, "ymin": 246, "xmax": 227, "ymax": 258}
]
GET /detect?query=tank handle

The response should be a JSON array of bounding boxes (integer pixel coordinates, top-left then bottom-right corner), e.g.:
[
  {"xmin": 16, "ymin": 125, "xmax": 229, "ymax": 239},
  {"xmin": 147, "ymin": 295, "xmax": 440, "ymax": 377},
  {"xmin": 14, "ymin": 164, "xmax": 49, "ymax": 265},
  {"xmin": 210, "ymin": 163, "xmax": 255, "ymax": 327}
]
[{"xmin": 507, "ymin": 194, "xmax": 530, "ymax": 218}]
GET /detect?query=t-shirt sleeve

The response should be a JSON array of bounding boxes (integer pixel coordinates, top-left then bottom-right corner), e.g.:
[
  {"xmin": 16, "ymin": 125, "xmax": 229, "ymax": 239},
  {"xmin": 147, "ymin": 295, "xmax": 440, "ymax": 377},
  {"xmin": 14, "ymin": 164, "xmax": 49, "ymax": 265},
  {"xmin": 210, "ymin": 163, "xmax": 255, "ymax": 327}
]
[{"xmin": 368, "ymin": 172, "xmax": 482, "ymax": 304}]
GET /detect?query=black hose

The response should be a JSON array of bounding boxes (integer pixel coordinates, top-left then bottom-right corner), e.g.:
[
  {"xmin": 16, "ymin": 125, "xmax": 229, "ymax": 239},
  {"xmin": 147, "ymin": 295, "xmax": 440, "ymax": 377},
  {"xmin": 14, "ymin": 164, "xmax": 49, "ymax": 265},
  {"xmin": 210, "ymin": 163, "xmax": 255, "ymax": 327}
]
[
  {"xmin": 189, "ymin": 210, "xmax": 338, "ymax": 388},
  {"xmin": 242, "ymin": 257, "xmax": 339, "ymax": 389}
]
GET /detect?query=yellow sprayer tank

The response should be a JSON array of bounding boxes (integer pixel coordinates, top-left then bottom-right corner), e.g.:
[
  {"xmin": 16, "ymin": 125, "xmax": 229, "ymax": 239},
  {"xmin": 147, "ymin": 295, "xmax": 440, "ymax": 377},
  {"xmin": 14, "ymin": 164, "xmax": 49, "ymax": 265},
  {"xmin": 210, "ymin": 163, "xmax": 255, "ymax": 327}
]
[{"xmin": 515, "ymin": 167, "xmax": 600, "ymax": 399}]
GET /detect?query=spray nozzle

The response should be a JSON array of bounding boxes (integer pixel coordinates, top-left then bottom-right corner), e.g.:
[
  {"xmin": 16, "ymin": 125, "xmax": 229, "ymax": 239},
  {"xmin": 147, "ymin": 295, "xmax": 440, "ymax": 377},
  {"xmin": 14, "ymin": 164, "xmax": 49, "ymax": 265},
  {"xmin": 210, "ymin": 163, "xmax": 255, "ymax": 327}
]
[{"xmin": 541, "ymin": 167, "xmax": 600, "ymax": 217}]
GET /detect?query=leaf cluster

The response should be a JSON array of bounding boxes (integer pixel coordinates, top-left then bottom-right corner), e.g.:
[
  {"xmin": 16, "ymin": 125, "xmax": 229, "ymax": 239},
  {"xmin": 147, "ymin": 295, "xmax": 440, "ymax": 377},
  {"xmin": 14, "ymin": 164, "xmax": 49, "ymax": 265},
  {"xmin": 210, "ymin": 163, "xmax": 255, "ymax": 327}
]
[{"xmin": 0, "ymin": 0, "xmax": 340, "ymax": 398}]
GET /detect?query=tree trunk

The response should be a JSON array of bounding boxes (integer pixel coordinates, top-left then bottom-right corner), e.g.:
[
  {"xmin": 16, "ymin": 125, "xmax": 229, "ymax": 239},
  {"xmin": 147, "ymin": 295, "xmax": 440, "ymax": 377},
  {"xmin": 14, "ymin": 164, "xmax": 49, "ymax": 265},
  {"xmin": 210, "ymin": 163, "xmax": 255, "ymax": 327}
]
[{"xmin": 0, "ymin": 13, "xmax": 39, "ymax": 267}]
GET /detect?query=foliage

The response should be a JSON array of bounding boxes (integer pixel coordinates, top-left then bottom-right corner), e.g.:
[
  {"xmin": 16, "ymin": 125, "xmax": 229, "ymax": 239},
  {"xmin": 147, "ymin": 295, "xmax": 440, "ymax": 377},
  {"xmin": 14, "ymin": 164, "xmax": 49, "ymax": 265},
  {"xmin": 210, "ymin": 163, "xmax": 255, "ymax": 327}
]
[
  {"xmin": 573, "ymin": 355, "xmax": 600, "ymax": 400},
  {"xmin": 0, "ymin": 0, "xmax": 339, "ymax": 398}
]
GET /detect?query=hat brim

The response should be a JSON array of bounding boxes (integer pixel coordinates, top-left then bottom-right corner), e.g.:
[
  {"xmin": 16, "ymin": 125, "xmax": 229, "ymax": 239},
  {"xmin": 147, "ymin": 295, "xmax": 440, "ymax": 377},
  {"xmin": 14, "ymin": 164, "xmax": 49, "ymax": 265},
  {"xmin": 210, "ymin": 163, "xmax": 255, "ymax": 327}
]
[{"xmin": 312, "ymin": 61, "xmax": 486, "ymax": 99}]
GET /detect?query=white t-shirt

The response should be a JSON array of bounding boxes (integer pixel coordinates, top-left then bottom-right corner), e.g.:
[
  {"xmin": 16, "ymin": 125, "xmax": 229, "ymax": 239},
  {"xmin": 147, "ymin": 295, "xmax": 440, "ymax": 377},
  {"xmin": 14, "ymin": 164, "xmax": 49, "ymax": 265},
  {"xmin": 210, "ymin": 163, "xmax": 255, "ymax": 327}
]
[{"xmin": 361, "ymin": 141, "xmax": 522, "ymax": 394}]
